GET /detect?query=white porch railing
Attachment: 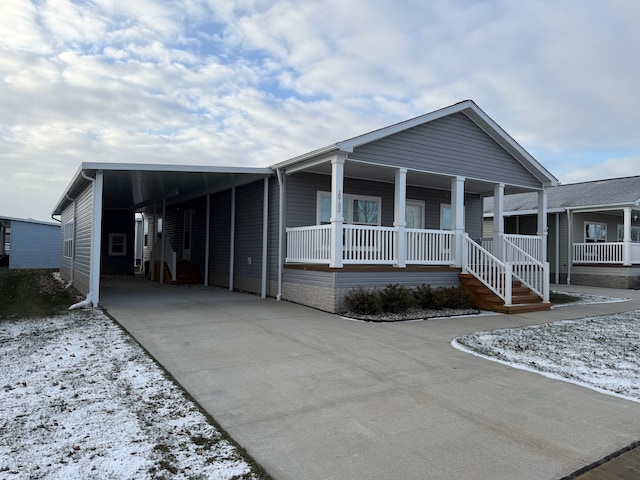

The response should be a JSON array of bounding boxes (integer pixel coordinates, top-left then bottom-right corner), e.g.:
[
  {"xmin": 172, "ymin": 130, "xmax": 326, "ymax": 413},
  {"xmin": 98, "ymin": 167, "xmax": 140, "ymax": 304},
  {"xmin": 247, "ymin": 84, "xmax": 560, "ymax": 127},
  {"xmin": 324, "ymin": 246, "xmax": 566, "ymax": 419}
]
[
  {"xmin": 632, "ymin": 243, "xmax": 640, "ymax": 264},
  {"xmin": 150, "ymin": 238, "xmax": 177, "ymax": 281},
  {"xmin": 504, "ymin": 234, "xmax": 543, "ymax": 262},
  {"xmin": 573, "ymin": 242, "xmax": 624, "ymax": 264},
  {"xmin": 464, "ymin": 234, "xmax": 511, "ymax": 304},
  {"xmin": 286, "ymin": 225, "xmax": 455, "ymax": 265},
  {"xmin": 286, "ymin": 225, "xmax": 331, "ymax": 264},
  {"xmin": 343, "ymin": 225, "xmax": 395, "ymax": 263},
  {"xmin": 406, "ymin": 229, "xmax": 454, "ymax": 264},
  {"xmin": 504, "ymin": 237, "xmax": 549, "ymax": 302}
]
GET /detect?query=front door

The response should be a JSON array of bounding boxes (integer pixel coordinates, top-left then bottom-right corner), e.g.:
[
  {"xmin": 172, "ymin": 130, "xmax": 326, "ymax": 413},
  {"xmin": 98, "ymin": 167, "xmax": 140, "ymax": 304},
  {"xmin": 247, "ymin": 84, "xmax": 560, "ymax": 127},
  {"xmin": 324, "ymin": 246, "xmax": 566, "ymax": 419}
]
[{"xmin": 183, "ymin": 209, "xmax": 194, "ymax": 261}]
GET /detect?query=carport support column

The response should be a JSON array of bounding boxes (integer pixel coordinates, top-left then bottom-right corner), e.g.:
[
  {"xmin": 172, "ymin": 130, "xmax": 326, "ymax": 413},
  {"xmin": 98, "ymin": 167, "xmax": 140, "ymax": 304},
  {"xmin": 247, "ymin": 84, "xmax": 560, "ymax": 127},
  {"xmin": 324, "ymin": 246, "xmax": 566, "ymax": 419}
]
[
  {"xmin": 204, "ymin": 193, "xmax": 210, "ymax": 286},
  {"xmin": 623, "ymin": 207, "xmax": 632, "ymax": 266},
  {"xmin": 229, "ymin": 187, "xmax": 236, "ymax": 291},
  {"xmin": 261, "ymin": 177, "xmax": 269, "ymax": 299},
  {"xmin": 89, "ymin": 171, "xmax": 103, "ymax": 307},
  {"xmin": 492, "ymin": 183, "xmax": 505, "ymax": 261},
  {"xmin": 394, "ymin": 168, "xmax": 407, "ymax": 268},
  {"xmin": 451, "ymin": 176, "xmax": 465, "ymax": 268},
  {"xmin": 160, "ymin": 200, "xmax": 166, "ymax": 284},
  {"xmin": 330, "ymin": 154, "xmax": 345, "ymax": 268},
  {"xmin": 537, "ymin": 190, "xmax": 548, "ymax": 262}
]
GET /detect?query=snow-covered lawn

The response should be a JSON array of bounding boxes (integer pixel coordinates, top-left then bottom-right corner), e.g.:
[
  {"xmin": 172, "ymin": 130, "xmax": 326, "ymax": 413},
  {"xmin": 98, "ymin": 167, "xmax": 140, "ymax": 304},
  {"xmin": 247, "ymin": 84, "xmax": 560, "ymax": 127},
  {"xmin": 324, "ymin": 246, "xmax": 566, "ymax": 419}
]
[
  {"xmin": 0, "ymin": 310, "xmax": 263, "ymax": 479},
  {"xmin": 453, "ymin": 310, "xmax": 640, "ymax": 403}
]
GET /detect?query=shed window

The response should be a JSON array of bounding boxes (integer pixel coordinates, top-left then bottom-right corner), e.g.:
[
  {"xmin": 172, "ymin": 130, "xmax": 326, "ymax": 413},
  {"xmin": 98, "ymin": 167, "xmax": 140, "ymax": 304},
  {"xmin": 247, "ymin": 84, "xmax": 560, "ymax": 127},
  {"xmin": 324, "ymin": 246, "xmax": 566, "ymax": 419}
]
[
  {"xmin": 109, "ymin": 233, "xmax": 126, "ymax": 256},
  {"xmin": 584, "ymin": 222, "xmax": 607, "ymax": 243},
  {"xmin": 63, "ymin": 221, "xmax": 74, "ymax": 259}
]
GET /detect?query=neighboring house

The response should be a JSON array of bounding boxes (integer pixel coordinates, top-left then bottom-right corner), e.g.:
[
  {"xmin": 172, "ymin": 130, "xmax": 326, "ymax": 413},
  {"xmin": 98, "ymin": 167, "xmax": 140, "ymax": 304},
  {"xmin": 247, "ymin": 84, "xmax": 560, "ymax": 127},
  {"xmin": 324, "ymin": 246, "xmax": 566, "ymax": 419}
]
[
  {"xmin": 0, "ymin": 216, "xmax": 60, "ymax": 269},
  {"xmin": 483, "ymin": 176, "xmax": 640, "ymax": 289},
  {"xmin": 52, "ymin": 100, "xmax": 558, "ymax": 312}
]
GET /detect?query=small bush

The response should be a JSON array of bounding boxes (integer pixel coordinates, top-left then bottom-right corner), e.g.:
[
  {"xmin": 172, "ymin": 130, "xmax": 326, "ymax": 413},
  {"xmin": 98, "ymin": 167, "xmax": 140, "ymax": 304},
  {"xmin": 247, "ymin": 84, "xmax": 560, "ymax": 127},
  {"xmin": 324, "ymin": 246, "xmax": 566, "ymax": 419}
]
[
  {"xmin": 433, "ymin": 286, "xmax": 472, "ymax": 309},
  {"xmin": 344, "ymin": 287, "xmax": 382, "ymax": 315},
  {"xmin": 379, "ymin": 284, "xmax": 414, "ymax": 313},
  {"xmin": 413, "ymin": 284, "xmax": 436, "ymax": 309}
]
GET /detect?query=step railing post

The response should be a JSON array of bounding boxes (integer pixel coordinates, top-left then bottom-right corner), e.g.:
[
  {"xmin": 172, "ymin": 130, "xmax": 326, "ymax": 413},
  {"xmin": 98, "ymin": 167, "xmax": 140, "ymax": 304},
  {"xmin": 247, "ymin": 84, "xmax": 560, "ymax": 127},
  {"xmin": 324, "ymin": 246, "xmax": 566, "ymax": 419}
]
[
  {"xmin": 543, "ymin": 261, "xmax": 550, "ymax": 303},
  {"xmin": 505, "ymin": 262, "xmax": 513, "ymax": 306}
]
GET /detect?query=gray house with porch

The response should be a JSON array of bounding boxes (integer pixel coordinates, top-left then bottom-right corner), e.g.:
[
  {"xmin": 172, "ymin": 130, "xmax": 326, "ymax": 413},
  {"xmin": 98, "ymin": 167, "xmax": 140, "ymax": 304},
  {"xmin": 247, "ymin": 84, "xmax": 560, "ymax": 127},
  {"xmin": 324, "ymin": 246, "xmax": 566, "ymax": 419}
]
[
  {"xmin": 52, "ymin": 100, "xmax": 558, "ymax": 313},
  {"xmin": 484, "ymin": 175, "xmax": 640, "ymax": 289}
]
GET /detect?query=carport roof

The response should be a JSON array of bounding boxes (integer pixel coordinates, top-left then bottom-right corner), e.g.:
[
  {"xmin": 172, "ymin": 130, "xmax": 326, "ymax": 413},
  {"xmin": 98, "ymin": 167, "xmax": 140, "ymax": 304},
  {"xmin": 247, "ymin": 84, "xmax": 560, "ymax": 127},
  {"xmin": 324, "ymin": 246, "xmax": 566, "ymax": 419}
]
[{"xmin": 52, "ymin": 162, "xmax": 273, "ymax": 216}]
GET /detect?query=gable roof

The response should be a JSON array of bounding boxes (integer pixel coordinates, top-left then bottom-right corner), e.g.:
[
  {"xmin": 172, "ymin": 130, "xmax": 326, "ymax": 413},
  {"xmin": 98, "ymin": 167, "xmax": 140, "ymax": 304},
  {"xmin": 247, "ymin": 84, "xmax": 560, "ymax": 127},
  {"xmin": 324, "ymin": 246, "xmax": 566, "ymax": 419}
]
[
  {"xmin": 484, "ymin": 175, "xmax": 640, "ymax": 215},
  {"xmin": 271, "ymin": 100, "xmax": 558, "ymax": 188}
]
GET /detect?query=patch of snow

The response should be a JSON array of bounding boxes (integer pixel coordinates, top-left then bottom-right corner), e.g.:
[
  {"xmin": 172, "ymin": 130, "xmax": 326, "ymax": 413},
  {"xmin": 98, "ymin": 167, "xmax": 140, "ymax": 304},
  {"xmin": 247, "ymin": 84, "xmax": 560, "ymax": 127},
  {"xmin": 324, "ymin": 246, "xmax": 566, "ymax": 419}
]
[
  {"xmin": 0, "ymin": 310, "xmax": 261, "ymax": 479},
  {"xmin": 453, "ymin": 310, "xmax": 640, "ymax": 403},
  {"xmin": 551, "ymin": 291, "xmax": 628, "ymax": 307}
]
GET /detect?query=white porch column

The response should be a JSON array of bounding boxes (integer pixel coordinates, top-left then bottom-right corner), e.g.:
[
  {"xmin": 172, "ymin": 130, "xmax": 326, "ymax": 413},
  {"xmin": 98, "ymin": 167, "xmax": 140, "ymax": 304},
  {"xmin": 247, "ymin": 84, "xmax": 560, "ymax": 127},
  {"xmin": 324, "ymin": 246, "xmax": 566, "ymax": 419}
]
[
  {"xmin": 451, "ymin": 176, "xmax": 465, "ymax": 267},
  {"xmin": 623, "ymin": 206, "xmax": 632, "ymax": 266},
  {"xmin": 394, "ymin": 168, "xmax": 407, "ymax": 268},
  {"xmin": 537, "ymin": 189, "xmax": 548, "ymax": 262},
  {"xmin": 493, "ymin": 183, "xmax": 505, "ymax": 261},
  {"xmin": 330, "ymin": 154, "xmax": 345, "ymax": 268}
]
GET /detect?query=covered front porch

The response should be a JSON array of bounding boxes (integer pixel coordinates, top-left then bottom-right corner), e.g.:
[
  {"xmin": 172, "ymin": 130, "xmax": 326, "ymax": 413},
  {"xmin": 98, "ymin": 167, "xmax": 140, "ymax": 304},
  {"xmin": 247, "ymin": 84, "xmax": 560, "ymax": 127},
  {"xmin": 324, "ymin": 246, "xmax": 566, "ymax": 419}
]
[{"xmin": 279, "ymin": 152, "xmax": 552, "ymax": 311}]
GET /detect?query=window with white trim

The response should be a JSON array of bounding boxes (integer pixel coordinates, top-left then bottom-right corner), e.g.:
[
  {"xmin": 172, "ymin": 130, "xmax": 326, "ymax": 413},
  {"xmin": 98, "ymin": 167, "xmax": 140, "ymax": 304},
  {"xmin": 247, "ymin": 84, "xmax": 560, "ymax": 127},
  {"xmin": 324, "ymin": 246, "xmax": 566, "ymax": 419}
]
[
  {"xmin": 617, "ymin": 224, "xmax": 640, "ymax": 242},
  {"xmin": 108, "ymin": 233, "xmax": 126, "ymax": 256},
  {"xmin": 63, "ymin": 221, "xmax": 74, "ymax": 259},
  {"xmin": 317, "ymin": 192, "xmax": 381, "ymax": 226},
  {"xmin": 584, "ymin": 222, "xmax": 607, "ymax": 243}
]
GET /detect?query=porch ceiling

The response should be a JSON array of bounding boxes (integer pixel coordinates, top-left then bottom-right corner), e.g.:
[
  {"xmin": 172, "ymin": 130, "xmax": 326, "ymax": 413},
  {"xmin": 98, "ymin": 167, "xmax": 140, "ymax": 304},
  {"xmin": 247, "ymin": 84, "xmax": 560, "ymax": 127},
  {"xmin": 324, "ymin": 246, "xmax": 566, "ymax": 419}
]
[{"xmin": 301, "ymin": 159, "xmax": 536, "ymax": 196}]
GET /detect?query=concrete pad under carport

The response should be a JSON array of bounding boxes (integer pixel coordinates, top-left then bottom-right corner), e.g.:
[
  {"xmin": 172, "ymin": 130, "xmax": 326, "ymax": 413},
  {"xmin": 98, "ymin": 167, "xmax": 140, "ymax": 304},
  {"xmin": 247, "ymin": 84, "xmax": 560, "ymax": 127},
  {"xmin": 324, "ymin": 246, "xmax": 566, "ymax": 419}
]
[{"xmin": 101, "ymin": 277, "xmax": 640, "ymax": 480}]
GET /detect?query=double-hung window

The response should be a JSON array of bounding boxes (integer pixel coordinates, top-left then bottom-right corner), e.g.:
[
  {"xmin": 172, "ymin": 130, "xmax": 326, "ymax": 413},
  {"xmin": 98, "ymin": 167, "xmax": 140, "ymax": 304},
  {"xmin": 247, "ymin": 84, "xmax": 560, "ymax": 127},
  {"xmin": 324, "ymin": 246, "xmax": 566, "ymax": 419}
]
[
  {"xmin": 317, "ymin": 192, "xmax": 381, "ymax": 226},
  {"xmin": 63, "ymin": 221, "xmax": 74, "ymax": 259},
  {"xmin": 109, "ymin": 233, "xmax": 126, "ymax": 256},
  {"xmin": 584, "ymin": 222, "xmax": 607, "ymax": 243}
]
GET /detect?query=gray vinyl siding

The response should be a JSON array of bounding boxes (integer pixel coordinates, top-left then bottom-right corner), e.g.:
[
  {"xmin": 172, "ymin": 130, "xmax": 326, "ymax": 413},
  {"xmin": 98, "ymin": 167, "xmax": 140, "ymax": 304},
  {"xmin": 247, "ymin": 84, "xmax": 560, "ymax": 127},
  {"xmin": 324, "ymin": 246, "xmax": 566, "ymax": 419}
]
[
  {"xmin": 234, "ymin": 181, "xmax": 265, "ymax": 289},
  {"xmin": 349, "ymin": 113, "xmax": 541, "ymax": 188},
  {"xmin": 286, "ymin": 172, "xmax": 482, "ymax": 239},
  {"xmin": 335, "ymin": 270, "xmax": 460, "ymax": 289},
  {"xmin": 8, "ymin": 221, "xmax": 60, "ymax": 269},
  {"xmin": 209, "ymin": 190, "xmax": 231, "ymax": 287},
  {"xmin": 60, "ymin": 183, "xmax": 93, "ymax": 295}
]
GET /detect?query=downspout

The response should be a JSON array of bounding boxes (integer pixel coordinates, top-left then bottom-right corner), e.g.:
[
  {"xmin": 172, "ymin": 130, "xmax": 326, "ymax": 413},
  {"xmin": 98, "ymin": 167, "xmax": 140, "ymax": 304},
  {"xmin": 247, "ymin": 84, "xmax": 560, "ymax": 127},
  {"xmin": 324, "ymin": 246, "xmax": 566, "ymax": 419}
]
[
  {"xmin": 567, "ymin": 208, "xmax": 572, "ymax": 285},
  {"xmin": 555, "ymin": 212, "xmax": 560, "ymax": 285},
  {"xmin": 276, "ymin": 168, "xmax": 284, "ymax": 301},
  {"xmin": 69, "ymin": 293, "xmax": 92, "ymax": 310}
]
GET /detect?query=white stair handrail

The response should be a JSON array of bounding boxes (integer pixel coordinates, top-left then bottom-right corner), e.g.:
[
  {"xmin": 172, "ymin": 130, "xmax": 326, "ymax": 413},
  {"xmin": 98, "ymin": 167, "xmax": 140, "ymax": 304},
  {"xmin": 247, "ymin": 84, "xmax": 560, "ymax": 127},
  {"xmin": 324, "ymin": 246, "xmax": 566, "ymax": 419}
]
[
  {"xmin": 150, "ymin": 237, "xmax": 177, "ymax": 281},
  {"xmin": 503, "ymin": 237, "xmax": 549, "ymax": 302},
  {"xmin": 463, "ymin": 234, "xmax": 512, "ymax": 305}
]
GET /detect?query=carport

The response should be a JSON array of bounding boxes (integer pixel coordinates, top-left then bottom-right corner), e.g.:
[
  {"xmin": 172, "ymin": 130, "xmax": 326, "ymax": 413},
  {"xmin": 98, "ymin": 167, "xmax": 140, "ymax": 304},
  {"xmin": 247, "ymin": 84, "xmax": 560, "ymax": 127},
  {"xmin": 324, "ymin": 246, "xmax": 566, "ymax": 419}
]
[{"xmin": 52, "ymin": 163, "xmax": 273, "ymax": 306}]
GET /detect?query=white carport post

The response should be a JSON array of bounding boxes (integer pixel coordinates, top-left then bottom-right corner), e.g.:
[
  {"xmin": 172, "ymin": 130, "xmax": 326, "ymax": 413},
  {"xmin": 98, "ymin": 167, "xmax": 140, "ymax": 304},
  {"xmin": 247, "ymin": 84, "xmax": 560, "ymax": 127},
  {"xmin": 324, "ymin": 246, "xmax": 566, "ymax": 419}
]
[
  {"xmin": 89, "ymin": 171, "xmax": 104, "ymax": 307},
  {"xmin": 451, "ymin": 176, "xmax": 465, "ymax": 267},
  {"xmin": 492, "ymin": 183, "xmax": 505, "ymax": 261},
  {"xmin": 623, "ymin": 207, "xmax": 632, "ymax": 266},
  {"xmin": 160, "ymin": 200, "xmax": 166, "ymax": 284},
  {"xmin": 204, "ymin": 193, "xmax": 211, "ymax": 286},
  {"xmin": 537, "ymin": 189, "xmax": 548, "ymax": 262},
  {"xmin": 394, "ymin": 168, "xmax": 407, "ymax": 268},
  {"xmin": 330, "ymin": 154, "xmax": 345, "ymax": 268},
  {"xmin": 229, "ymin": 186, "xmax": 236, "ymax": 292},
  {"xmin": 261, "ymin": 177, "xmax": 269, "ymax": 299}
]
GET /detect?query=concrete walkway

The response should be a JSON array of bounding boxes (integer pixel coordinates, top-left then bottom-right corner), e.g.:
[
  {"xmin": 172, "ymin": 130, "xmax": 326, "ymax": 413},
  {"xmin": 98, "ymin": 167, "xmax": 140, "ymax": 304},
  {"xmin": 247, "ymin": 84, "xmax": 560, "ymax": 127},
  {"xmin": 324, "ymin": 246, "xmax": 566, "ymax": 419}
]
[{"xmin": 101, "ymin": 278, "xmax": 640, "ymax": 480}]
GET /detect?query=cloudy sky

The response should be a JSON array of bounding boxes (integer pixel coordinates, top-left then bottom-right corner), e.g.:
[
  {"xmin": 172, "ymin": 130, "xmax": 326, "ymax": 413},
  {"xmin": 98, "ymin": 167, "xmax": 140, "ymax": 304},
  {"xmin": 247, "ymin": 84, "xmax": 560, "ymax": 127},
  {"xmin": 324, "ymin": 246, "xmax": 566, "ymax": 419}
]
[{"xmin": 1, "ymin": 0, "xmax": 639, "ymax": 222}]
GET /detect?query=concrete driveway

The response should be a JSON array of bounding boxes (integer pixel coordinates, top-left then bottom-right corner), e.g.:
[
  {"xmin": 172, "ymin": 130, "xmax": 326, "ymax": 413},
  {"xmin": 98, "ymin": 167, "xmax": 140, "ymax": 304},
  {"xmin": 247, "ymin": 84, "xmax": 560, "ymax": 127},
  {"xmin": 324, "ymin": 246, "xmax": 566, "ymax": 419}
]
[{"xmin": 101, "ymin": 277, "xmax": 640, "ymax": 480}]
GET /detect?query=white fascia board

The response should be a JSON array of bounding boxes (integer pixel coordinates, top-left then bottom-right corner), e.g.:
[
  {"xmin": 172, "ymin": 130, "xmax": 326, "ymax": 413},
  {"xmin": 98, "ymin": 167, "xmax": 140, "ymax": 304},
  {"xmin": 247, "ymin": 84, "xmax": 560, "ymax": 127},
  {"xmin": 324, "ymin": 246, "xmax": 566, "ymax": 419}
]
[
  {"xmin": 270, "ymin": 144, "xmax": 339, "ymax": 170},
  {"xmin": 484, "ymin": 207, "xmax": 565, "ymax": 218},
  {"xmin": 79, "ymin": 162, "xmax": 272, "ymax": 175},
  {"xmin": 565, "ymin": 203, "xmax": 638, "ymax": 213}
]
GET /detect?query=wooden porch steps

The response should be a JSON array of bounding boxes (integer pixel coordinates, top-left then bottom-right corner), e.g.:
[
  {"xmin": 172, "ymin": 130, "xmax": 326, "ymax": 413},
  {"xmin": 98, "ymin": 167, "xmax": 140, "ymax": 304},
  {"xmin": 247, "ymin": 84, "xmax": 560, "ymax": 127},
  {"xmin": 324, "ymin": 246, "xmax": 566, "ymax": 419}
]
[
  {"xmin": 459, "ymin": 273, "xmax": 552, "ymax": 314},
  {"xmin": 153, "ymin": 260, "xmax": 203, "ymax": 285}
]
